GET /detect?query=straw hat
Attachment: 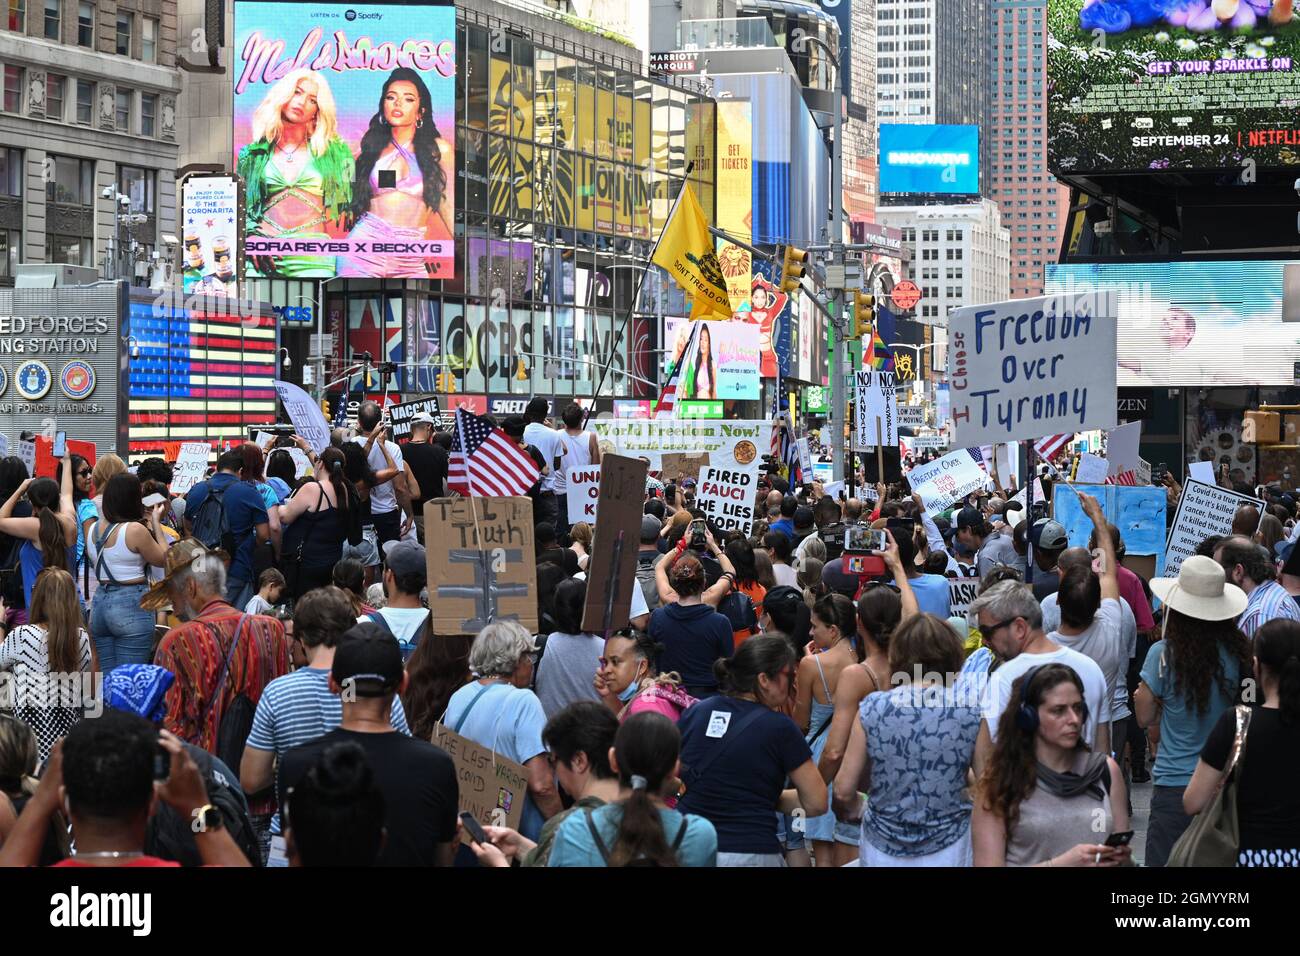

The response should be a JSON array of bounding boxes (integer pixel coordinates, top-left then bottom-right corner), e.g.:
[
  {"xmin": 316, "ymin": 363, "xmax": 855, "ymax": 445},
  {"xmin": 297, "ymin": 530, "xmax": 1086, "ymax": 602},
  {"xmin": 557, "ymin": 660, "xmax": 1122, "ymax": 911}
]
[
  {"xmin": 1149, "ymin": 555, "xmax": 1248, "ymax": 622},
  {"xmin": 140, "ymin": 539, "xmax": 226, "ymax": 612}
]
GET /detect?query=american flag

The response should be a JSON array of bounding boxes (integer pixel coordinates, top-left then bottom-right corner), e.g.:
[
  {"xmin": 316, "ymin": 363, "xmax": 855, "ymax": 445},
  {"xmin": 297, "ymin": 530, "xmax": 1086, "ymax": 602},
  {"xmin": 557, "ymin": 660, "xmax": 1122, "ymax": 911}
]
[
  {"xmin": 1034, "ymin": 434, "xmax": 1073, "ymax": 462},
  {"xmin": 1108, "ymin": 470, "xmax": 1138, "ymax": 486},
  {"xmin": 447, "ymin": 407, "xmax": 540, "ymax": 497},
  {"xmin": 656, "ymin": 322, "xmax": 700, "ymax": 419}
]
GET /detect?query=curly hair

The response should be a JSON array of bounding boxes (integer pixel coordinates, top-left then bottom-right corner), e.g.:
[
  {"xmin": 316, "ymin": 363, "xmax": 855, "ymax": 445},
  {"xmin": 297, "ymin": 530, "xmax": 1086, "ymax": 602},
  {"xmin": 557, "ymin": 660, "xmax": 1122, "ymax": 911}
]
[
  {"xmin": 402, "ymin": 630, "xmax": 473, "ymax": 741},
  {"xmin": 1162, "ymin": 609, "xmax": 1251, "ymax": 716}
]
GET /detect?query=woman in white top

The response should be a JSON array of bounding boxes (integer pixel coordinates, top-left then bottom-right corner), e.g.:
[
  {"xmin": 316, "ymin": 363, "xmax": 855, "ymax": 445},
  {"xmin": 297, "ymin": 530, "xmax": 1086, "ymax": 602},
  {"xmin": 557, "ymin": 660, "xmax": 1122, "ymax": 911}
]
[
  {"xmin": 553, "ymin": 403, "xmax": 602, "ymax": 535},
  {"xmin": 0, "ymin": 568, "xmax": 96, "ymax": 761},
  {"xmin": 86, "ymin": 473, "xmax": 169, "ymax": 675}
]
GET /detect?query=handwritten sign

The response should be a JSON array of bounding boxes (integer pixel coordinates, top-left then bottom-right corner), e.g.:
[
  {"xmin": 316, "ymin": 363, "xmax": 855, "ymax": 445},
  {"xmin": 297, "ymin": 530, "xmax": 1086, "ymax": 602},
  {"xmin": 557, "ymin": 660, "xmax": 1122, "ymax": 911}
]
[
  {"xmin": 855, "ymin": 369, "xmax": 898, "ymax": 449},
  {"xmin": 593, "ymin": 420, "xmax": 770, "ymax": 471},
  {"xmin": 288, "ymin": 448, "xmax": 313, "ymax": 479},
  {"xmin": 582, "ymin": 455, "xmax": 648, "ymax": 634},
  {"xmin": 387, "ymin": 396, "xmax": 446, "ymax": 442},
  {"xmin": 908, "ymin": 449, "xmax": 992, "ymax": 517},
  {"xmin": 948, "ymin": 291, "xmax": 1118, "ymax": 448},
  {"xmin": 170, "ymin": 442, "xmax": 212, "ymax": 495},
  {"xmin": 697, "ymin": 464, "xmax": 761, "ymax": 536},
  {"xmin": 1164, "ymin": 479, "xmax": 1263, "ymax": 578},
  {"xmin": 17, "ymin": 439, "xmax": 35, "ymax": 477},
  {"xmin": 566, "ymin": 465, "xmax": 601, "ymax": 524},
  {"xmin": 948, "ymin": 565, "xmax": 982, "ymax": 622},
  {"xmin": 433, "ymin": 726, "xmax": 527, "ymax": 844},
  {"xmin": 424, "ymin": 496, "xmax": 537, "ymax": 635},
  {"xmin": 1054, "ymin": 483, "xmax": 1168, "ymax": 576},
  {"xmin": 1075, "ymin": 453, "xmax": 1109, "ymax": 486},
  {"xmin": 274, "ymin": 379, "xmax": 331, "ymax": 453}
]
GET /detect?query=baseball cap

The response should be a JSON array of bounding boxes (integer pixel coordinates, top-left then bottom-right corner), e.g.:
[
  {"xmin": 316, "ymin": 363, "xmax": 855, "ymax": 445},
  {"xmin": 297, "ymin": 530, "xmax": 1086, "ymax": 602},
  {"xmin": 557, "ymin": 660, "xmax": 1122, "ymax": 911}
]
[
  {"xmin": 1030, "ymin": 518, "xmax": 1069, "ymax": 551},
  {"xmin": 410, "ymin": 412, "xmax": 438, "ymax": 426},
  {"xmin": 332, "ymin": 624, "xmax": 404, "ymax": 697},
  {"xmin": 641, "ymin": 514, "xmax": 662, "ymax": 543},
  {"xmin": 955, "ymin": 507, "xmax": 985, "ymax": 531},
  {"xmin": 525, "ymin": 397, "xmax": 549, "ymax": 419},
  {"xmin": 382, "ymin": 539, "xmax": 427, "ymax": 583},
  {"xmin": 794, "ymin": 506, "xmax": 815, "ymax": 530}
]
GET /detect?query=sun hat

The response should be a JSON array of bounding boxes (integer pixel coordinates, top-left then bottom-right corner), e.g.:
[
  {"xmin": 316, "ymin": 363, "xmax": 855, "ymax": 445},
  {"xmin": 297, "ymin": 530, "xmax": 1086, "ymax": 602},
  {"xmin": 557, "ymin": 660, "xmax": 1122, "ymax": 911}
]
[
  {"xmin": 1149, "ymin": 555, "xmax": 1248, "ymax": 622},
  {"xmin": 140, "ymin": 539, "xmax": 226, "ymax": 612}
]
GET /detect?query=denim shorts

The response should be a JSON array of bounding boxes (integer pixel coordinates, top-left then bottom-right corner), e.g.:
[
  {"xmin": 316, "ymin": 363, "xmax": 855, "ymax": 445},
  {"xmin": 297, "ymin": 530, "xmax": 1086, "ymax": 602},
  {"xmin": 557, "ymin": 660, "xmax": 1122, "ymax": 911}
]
[{"xmin": 342, "ymin": 525, "xmax": 380, "ymax": 567}]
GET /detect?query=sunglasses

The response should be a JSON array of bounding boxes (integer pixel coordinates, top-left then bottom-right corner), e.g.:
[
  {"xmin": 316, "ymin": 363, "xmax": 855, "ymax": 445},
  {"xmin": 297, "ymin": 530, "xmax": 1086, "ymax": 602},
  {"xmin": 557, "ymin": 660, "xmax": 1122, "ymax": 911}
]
[
  {"xmin": 978, "ymin": 617, "xmax": 1020, "ymax": 641},
  {"xmin": 77, "ymin": 470, "xmax": 91, "ymax": 478}
]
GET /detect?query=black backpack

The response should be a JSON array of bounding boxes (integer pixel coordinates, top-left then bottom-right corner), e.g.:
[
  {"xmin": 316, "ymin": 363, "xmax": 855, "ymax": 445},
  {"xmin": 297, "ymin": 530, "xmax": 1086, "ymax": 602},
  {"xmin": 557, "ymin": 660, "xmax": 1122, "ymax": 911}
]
[
  {"xmin": 636, "ymin": 555, "xmax": 661, "ymax": 613},
  {"xmin": 718, "ymin": 589, "xmax": 758, "ymax": 634},
  {"xmin": 145, "ymin": 745, "xmax": 262, "ymax": 866},
  {"xmin": 190, "ymin": 483, "xmax": 236, "ymax": 556},
  {"xmin": 200, "ymin": 615, "xmax": 259, "ymax": 791},
  {"xmin": 583, "ymin": 807, "xmax": 688, "ymax": 867}
]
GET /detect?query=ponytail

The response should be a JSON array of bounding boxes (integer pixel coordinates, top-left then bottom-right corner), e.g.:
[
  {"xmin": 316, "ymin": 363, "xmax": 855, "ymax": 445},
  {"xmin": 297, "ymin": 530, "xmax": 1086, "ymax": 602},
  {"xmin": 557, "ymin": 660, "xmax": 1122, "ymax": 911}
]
[
  {"xmin": 27, "ymin": 477, "xmax": 68, "ymax": 574},
  {"xmin": 1255, "ymin": 619, "xmax": 1300, "ymax": 726},
  {"xmin": 608, "ymin": 713, "xmax": 681, "ymax": 867},
  {"xmin": 320, "ymin": 447, "xmax": 355, "ymax": 522}
]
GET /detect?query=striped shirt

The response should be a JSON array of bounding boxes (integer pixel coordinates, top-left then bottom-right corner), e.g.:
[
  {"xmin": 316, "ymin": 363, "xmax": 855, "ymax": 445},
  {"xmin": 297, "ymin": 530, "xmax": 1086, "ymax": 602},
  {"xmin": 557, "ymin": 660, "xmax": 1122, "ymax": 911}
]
[{"xmin": 1238, "ymin": 580, "xmax": 1300, "ymax": 638}]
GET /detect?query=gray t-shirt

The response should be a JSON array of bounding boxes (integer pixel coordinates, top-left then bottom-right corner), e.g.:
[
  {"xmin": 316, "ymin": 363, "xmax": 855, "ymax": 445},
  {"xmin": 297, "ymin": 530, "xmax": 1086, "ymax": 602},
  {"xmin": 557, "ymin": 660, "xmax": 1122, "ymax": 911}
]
[
  {"xmin": 977, "ymin": 531, "xmax": 1024, "ymax": 578},
  {"xmin": 535, "ymin": 631, "xmax": 605, "ymax": 719},
  {"xmin": 1047, "ymin": 597, "xmax": 1128, "ymax": 724}
]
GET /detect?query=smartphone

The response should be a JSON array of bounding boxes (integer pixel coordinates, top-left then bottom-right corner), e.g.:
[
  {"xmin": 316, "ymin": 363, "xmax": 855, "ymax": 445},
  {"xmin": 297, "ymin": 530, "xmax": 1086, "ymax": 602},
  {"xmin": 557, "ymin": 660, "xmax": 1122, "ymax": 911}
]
[
  {"xmin": 142, "ymin": 493, "xmax": 167, "ymax": 508},
  {"xmin": 459, "ymin": 811, "xmax": 488, "ymax": 845},
  {"xmin": 1103, "ymin": 830, "xmax": 1135, "ymax": 847},
  {"xmin": 845, "ymin": 526, "xmax": 886, "ymax": 553},
  {"xmin": 153, "ymin": 743, "xmax": 171, "ymax": 781},
  {"xmin": 689, "ymin": 518, "xmax": 707, "ymax": 550},
  {"xmin": 52, "ymin": 431, "xmax": 66, "ymax": 459}
]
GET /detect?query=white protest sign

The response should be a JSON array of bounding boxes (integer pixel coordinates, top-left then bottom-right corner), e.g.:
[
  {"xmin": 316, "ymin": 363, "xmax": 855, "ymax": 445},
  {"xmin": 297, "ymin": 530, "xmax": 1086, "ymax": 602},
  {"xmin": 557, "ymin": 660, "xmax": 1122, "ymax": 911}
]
[
  {"xmin": 796, "ymin": 438, "xmax": 813, "ymax": 478},
  {"xmin": 592, "ymin": 419, "xmax": 771, "ymax": 471},
  {"xmin": 1010, "ymin": 478, "xmax": 1046, "ymax": 511},
  {"xmin": 1188, "ymin": 460, "xmax": 1216, "ymax": 485},
  {"xmin": 697, "ymin": 464, "xmax": 761, "ymax": 535},
  {"xmin": 1137, "ymin": 458, "xmax": 1152, "ymax": 485},
  {"xmin": 170, "ymin": 442, "xmax": 212, "ymax": 495},
  {"xmin": 854, "ymin": 369, "xmax": 897, "ymax": 450},
  {"xmin": 1165, "ymin": 479, "xmax": 1264, "ymax": 577},
  {"xmin": 288, "ymin": 448, "xmax": 313, "ymax": 479},
  {"xmin": 254, "ymin": 431, "xmax": 277, "ymax": 450},
  {"xmin": 897, "ymin": 405, "xmax": 926, "ymax": 428},
  {"xmin": 908, "ymin": 449, "xmax": 993, "ymax": 517},
  {"xmin": 1075, "ymin": 453, "xmax": 1109, "ymax": 485},
  {"xmin": 948, "ymin": 291, "xmax": 1118, "ymax": 448},
  {"xmin": 18, "ymin": 439, "xmax": 34, "ymax": 477},
  {"xmin": 274, "ymin": 379, "xmax": 331, "ymax": 453},
  {"xmin": 566, "ymin": 465, "xmax": 602, "ymax": 524},
  {"xmin": 1105, "ymin": 421, "xmax": 1142, "ymax": 482},
  {"xmin": 948, "ymin": 565, "xmax": 982, "ymax": 622},
  {"xmin": 994, "ymin": 444, "xmax": 1017, "ymax": 488},
  {"xmin": 823, "ymin": 480, "xmax": 846, "ymax": 500}
]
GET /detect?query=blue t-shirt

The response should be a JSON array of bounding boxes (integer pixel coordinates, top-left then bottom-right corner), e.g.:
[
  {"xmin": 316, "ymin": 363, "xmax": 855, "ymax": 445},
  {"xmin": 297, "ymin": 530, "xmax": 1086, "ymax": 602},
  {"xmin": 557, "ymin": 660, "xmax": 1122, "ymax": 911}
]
[
  {"xmin": 648, "ymin": 603, "xmax": 734, "ymax": 693},
  {"xmin": 75, "ymin": 498, "xmax": 99, "ymax": 575},
  {"xmin": 1141, "ymin": 640, "xmax": 1242, "ymax": 788},
  {"xmin": 444, "ymin": 681, "xmax": 549, "ymax": 841},
  {"xmin": 675, "ymin": 695, "xmax": 811, "ymax": 855},
  {"xmin": 548, "ymin": 803, "xmax": 717, "ymax": 867},
  {"xmin": 908, "ymin": 573, "xmax": 952, "ymax": 619},
  {"xmin": 185, "ymin": 473, "xmax": 269, "ymax": 584},
  {"xmin": 769, "ymin": 518, "xmax": 795, "ymax": 541}
]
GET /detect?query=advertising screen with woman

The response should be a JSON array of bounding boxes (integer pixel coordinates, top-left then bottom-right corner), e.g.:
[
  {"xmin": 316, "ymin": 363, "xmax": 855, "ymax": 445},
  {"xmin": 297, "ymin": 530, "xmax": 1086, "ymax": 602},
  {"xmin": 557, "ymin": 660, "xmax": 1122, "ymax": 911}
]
[{"xmin": 232, "ymin": 0, "xmax": 456, "ymax": 280}]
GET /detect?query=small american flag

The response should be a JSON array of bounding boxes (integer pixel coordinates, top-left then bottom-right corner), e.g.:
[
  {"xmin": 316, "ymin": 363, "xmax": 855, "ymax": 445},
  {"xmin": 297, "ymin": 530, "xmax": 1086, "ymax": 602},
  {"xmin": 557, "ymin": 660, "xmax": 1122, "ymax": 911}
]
[
  {"xmin": 1034, "ymin": 434, "xmax": 1073, "ymax": 462},
  {"xmin": 447, "ymin": 407, "xmax": 540, "ymax": 497},
  {"xmin": 1108, "ymin": 470, "xmax": 1138, "ymax": 486}
]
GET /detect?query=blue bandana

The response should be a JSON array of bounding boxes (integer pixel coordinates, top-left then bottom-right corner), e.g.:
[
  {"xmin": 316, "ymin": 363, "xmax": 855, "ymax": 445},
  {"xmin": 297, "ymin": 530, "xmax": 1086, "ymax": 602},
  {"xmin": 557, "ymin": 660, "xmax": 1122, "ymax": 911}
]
[{"xmin": 104, "ymin": 665, "xmax": 175, "ymax": 725}]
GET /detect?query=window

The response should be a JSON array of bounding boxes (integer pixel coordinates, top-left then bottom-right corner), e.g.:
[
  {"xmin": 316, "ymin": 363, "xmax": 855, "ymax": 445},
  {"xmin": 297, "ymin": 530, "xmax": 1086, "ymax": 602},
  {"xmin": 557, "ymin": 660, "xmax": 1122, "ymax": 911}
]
[
  {"xmin": 8, "ymin": 0, "xmax": 23, "ymax": 31},
  {"xmin": 3, "ymin": 65, "xmax": 22, "ymax": 114},
  {"xmin": 115, "ymin": 87, "xmax": 129, "ymax": 131},
  {"xmin": 141, "ymin": 16, "xmax": 155, "ymax": 61},
  {"xmin": 141, "ymin": 92, "xmax": 155, "ymax": 136},
  {"xmin": 0, "ymin": 228, "xmax": 18, "ymax": 276},
  {"xmin": 46, "ymin": 233, "xmax": 91, "ymax": 266},
  {"xmin": 43, "ymin": 0, "xmax": 57, "ymax": 38},
  {"xmin": 114, "ymin": 10, "xmax": 129, "ymax": 55},
  {"xmin": 75, "ymin": 78, "xmax": 91, "ymax": 123},
  {"xmin": 46, "ymin": 154, "xmax": 92, "ymax": 204},
  {"xmin": 46, "ymin": 72, "xmax": 63, "ymax": 120},
  {"xmin": 118, "ymin": 164, "xmax": 154, "ymax": 214},
  {"xmin": 76, "ymin": 0, "xmax": 91, "ymax": 46},
  {"xmin": 0, "ymin": 148, "xmax": 21, "ymax": 197}
]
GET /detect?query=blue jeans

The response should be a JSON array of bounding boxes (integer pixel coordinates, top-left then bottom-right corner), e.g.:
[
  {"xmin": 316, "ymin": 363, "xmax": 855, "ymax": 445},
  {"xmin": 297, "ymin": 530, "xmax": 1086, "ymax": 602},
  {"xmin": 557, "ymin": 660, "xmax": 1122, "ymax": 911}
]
[
  {"xmin": 226, "ymin": 578, "xmax": 253, "ymax": 611},
  {"xmin": 90, "ymin": 583, "xmax": 156, "ymax": 675}
]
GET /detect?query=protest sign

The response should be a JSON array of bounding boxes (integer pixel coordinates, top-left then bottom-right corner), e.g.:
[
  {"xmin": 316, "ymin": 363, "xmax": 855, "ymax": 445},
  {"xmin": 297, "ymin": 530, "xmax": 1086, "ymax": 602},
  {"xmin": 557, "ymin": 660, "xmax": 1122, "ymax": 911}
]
[
  {"xmin": 1165, "ymin": 480, "xmax": 1264, "ymax": 578},
  {"xmin": 854, "ymin": 370, "xmax": 898, "ymax": 450},
  {"xmin": 948, "ymin": 291, "xmax": 1118, "ymax": 448},
  {"xmin": 948, "ymin": 565, "xmax": 982, "ymax": 623},
  {"xmin": 432, "ymin": 726, "xmax": 527, "ymax": 844},
  {"xmin": 387, "ymin": 396, "xmax": 446, "ymax": 443},
  {"xmin": 275, "ymin": 380, "xmax": 331, "ymax": 453},
  {"xmin": 17, "ymin": 439, "xmax": 35, "ymax": 478},
  {"xmin": 254, "ymin": 431, "xmax": 277, "ymax": 451},
  {"xmin": 796, "ymin": 439, "xmax": 813, "ymax": 478},
  {"xmin": 1009, "ymin": 479, "xmax": 1046, "ymax": 512},
  {"xmin": 823, "ymin": 480, "xmax": 846, "ymax": 500},
  {"xmin": 1137, "ymin": 458, "xmax": 1152, "ymax": 485},
  {"xmin": 288, "ymin": 449, "xmax": 313, "ymax": 479},
  {"xmin": 582, "ymin": 455, "xmax": 649, "ymax": 634},
  {"xmin": 994, "ymin": 444, "xmax": 1017, "ymax": 489},
  {"xmin": 697, "ymin": 464, "xmax": 762, "ymax": 535},
  {"xmin": 1188, "ymin": 460, "xmax": 1216, "ymax": 485},
  {"xmin": 661, "ymin": 452, "xmax": 709, "ymax": 482},
  {"xmin": 170, "ymin": 442, "xmax": 212, "ymax": 495},
  {"xmin": 593, "ymin": 420, "xmax": 770, "ymax": 472},
  {"xmin": 1106, "ymin": 421, "xmax": 1142, "ymax": 483},
  {"xmin": 566, "ymin": 465, "xmax": 602, "ymax": 524},
  {"xmin": 1054, "ymin": 483, "xmax": 1168, "ymax": 574},
  {"xmin": 424, "ymin": 497, "xmax": 537, "ymax": 635},
  {"xmin": 897, "ymin": 405, "xmax": 926, "ymax": 428},
  {"xmin": 34, "ymin": 437, "xmax": 96, "ymax": 479},
  {"xmin": 908, "ymin": 449, "xmax": 992, "ymax": 517},
  {"xmin": 1075, "ymin": 453, "xmax": 1109, "ymax": 486}
]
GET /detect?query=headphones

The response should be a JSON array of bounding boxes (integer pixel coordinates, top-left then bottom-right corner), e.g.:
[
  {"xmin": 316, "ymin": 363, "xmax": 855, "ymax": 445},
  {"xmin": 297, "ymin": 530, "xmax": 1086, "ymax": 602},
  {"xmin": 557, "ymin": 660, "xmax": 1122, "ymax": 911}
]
[{"xmin": 1014, "ymin": 665, "xmax": 1089, "ymax": 734}]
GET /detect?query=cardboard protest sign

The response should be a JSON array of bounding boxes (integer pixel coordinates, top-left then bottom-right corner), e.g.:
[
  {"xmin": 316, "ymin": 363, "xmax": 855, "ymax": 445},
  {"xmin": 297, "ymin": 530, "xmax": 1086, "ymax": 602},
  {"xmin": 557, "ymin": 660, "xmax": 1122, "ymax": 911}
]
[
  {"xmin": 274, "ymin": 379, "xmax": 331, "ymax": 453},
  {"xmin": 948, "ymin": 291, "xmax": 1118, "ymax": 448},
  {"xmin": 170, "ymin": 442, "xmax": 213, "ymax": 495},
  {"xmin": 661, "ymin": 452, "xmax": 709, "ymax": 482},
  {"xmin": 565, "ymin": 465, "xmax": 601, "ymax": 524},
  {"xmin": 388, "ymin": 396, "xmax": 445, "ymax": 443},
  {"xmin": 581, "ymin": 455, "xmax": 648, "ymax": 634},
  {"xmin": 424, "ymin": 497, "xmax": 537, "ymax": 635},
  {"xmin": 697, "ymin": 464, "xmax": 761, "ymax": 535},
  {"xmin": 1054, "ymin": 483, "xmax": 1168, "ymax": 574},
  {"xmin": 34, "ymin": 437, "xmax": 96, "ymax": 480},
  {"xmin": 1165, "ymin": 480, "xmax": 1264, "ymax": 578},
  {"xmin": 593, "ymin": 420, "xmax": 769, "ymax": 472},
  {"xmin": 1075, "ymin": 453, "xmax": 1109, "ymax": 486},
  {"xmin": 908, "ymin": 449, "xmax": 992, "ymax": 517},
  {"xmin": 1105, "ymin": 421, "xmax": 1141, "ymax": 483},
  {"xmin": 17, "ymin": 439, "xmax": 35, "ymax": 477},
  {"xmin": 433, "ymin": 726, "xmax": 527, "ymax": 844},
  {"xmin": 854, "ymin": 369, "xmax": 898, "ymax": 450}
]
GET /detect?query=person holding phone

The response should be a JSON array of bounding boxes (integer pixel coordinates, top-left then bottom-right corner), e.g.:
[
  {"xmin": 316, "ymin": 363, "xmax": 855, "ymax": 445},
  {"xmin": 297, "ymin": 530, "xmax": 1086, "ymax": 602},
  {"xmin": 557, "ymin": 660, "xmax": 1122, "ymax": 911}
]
[
  {"xmin": 972, "ymin": 664, "xmax": 1131, "ymax": 867},
  {"xmin": 0, "ymin": 449, "xmax": 78, "ymax": 613}
]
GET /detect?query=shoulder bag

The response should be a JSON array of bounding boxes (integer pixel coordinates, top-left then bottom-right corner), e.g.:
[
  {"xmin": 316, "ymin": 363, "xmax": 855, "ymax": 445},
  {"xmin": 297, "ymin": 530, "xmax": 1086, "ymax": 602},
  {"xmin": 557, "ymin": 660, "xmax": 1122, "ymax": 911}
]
[{"xmin": 1167, "ymin": 705, "xmax": 1252, "ymax": 868}]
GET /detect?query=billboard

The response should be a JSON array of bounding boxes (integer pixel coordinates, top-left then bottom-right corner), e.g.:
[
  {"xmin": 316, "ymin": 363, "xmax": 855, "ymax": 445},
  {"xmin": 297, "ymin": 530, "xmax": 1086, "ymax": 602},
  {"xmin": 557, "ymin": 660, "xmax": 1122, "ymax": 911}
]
[
  {"xmin": 180, "ymin": 177, "xmax": 240, "ymax": 295},
  {"xmin": 232, "ymin": 0, "xmax": 455, "ymax": 279},
  {"xmin": 715, "ymin": 100, "xmax": 753, "ymax": 315},
  {"xmin": 1049, "ymin": 2, "xmax": 1300, "ymax": 173},
  {"xmin": 879, "ymin": 124, "xmax": 979, "ymax": 194},
  {"xmin": 662, "ymin": 317, "xmax": 761, "ymax": 401},
  {"xmin": 1045, "ymin": 261, "xmax": 1300, "ymax": 386}
]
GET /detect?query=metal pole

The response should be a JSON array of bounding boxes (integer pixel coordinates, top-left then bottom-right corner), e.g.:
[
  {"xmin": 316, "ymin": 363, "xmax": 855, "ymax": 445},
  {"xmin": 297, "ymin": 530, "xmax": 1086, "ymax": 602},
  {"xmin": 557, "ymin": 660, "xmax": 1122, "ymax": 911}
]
[
  {"xmin": 828, "ymin": 80, "xmax": 844, "ymax": 484},
  {"xmin": 314, "ymin": 279, "xmax": 326, "ymax": 402}
]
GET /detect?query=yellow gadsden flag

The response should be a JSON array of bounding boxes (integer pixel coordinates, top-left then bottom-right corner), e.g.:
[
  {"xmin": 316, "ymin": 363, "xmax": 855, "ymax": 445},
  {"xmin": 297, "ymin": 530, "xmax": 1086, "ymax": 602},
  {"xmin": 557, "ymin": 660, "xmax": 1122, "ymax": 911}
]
[{"xmin": 652, "ymin": 183, "xmax": 734, "ymax": 320}]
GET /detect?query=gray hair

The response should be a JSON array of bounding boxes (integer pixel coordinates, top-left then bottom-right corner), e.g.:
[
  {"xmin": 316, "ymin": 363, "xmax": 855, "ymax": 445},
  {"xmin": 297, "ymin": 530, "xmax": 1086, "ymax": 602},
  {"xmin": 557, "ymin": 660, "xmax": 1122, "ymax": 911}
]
[
  {"xmin": 968, "ymin": 579, "xmax": 1042, "ymax": 631},
  {"xmin": 468, "ymin": 621, "xmax": 535, "ymax": 678},
  {"xmin": 172, "ymin": 551, "xmax": 227, "ymax": 599},
  {"xmin": 796, "ymin": 536, "xmax": 827, "ymax": 568}
]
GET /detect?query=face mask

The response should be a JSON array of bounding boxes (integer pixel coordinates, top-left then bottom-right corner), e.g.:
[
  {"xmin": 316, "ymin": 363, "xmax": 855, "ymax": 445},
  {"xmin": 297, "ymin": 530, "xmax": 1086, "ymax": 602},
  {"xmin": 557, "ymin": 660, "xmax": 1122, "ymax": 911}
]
[{"xmin": 618, "ymin": 666, "xmax": 645, "ymax": 702}]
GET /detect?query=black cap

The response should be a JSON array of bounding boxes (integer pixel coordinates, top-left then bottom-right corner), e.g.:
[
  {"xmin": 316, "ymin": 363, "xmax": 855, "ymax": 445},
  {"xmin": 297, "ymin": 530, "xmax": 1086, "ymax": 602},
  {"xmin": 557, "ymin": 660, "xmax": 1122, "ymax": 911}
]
[
  {"xmin": 525, "ymin": 397, "xmax": 549, "ymax": 420},
  {"xmin": 501, "ymin": 415, "xmax": 526, "ymax": 439},
  {"xmin": 794, "ymin": 505, "xmax": 815, "ymax": 530},
  {"xmin": 332, "ymin": 624, "xmax": 404, "ymax": 697},
  {"xmin": 955, "ymin": 507, "xmax": 985, "ymax": 531}
]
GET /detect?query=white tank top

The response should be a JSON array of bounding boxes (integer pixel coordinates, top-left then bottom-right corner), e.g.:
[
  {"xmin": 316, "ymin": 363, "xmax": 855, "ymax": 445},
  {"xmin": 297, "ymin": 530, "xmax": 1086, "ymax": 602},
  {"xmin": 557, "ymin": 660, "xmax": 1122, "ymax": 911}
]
[
  {"xmin": 91, "ymin": 522, "xmax": 148, "ymax": 583},
  {"xmin": 553, "ymin": 430, "xmax": 593, "ymax": 493}
]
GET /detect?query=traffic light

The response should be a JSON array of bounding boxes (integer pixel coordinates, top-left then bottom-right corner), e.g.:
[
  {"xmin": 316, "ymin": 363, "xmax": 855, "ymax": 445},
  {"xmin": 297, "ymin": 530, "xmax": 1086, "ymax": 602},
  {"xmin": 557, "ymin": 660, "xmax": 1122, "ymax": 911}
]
[
  {"xmin": 778, "ymin": 245, "xmax": 808, "ymax": 294},
  {"xmin": 320, "ymin": 397, "xmax": 331, "ymax": 417},
  {"xmin": 853, "ymin": 291, "xmax": 875, "ymax": 338}
]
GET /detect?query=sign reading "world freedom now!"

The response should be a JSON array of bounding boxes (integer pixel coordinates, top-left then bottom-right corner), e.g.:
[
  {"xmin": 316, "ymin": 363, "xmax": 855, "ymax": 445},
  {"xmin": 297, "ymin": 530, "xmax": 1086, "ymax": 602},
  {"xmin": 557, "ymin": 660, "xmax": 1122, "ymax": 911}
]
[{"xmin": 947, "ymin": 292, "xmax": 1118, "ymax": 448}]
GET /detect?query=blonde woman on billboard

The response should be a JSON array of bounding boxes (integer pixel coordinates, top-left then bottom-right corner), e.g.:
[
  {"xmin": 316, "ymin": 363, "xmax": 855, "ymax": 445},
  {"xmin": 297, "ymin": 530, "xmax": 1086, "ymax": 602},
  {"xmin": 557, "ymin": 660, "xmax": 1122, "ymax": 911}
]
[
  {"xmin": 339, "ymin": 68, "xmax": 453, "ymax": 278},
  {"xmin": 237, "ymin": 69, "xmax": 353, "ymax": 278}
]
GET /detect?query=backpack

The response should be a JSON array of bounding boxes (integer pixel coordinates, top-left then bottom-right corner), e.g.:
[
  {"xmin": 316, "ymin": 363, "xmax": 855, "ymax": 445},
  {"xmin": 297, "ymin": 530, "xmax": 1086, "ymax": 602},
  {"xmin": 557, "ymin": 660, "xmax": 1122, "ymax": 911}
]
[
  {"xmin": 717, "ymin": 589, "xmax": 758, "ymax": 634},
  {"xmin": 198, "ymin": 615, "xmax": 259, "ymax": 792},
  {"xmin": 636, "ymin": 555, "xmax": 661, "ymax": 613},
  {"xmin": 190, "ymin": 483, "xmax": 236, "ymax": 556},
  {"xmin": 367, "ymin": 609, "xmax": 426, "ymax": 662},
  {"xmin": 583, "ymin": 806, "xmax": 688, "ymax": 867},
  {"xmin": 145, "ymin": 745, "xmax": 262, "ymax": 866}
]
